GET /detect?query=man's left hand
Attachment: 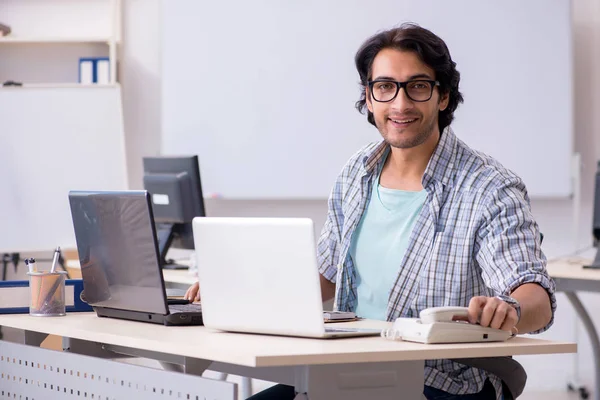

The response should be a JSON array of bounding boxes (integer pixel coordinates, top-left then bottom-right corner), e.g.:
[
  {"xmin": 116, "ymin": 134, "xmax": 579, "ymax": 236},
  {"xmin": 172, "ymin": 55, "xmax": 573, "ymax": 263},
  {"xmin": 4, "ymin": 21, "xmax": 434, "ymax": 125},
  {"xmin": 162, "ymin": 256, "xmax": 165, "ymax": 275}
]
[{"xmin": 467, "ymin": 296, "xmax": 518, "ymax": 332}]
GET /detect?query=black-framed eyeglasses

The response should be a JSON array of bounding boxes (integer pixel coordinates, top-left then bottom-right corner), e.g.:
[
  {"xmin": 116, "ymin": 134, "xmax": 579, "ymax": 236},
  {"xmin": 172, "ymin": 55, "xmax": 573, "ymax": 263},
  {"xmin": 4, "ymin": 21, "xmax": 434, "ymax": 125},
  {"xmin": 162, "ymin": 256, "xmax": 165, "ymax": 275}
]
[{"xmin": 368, "ymin": 79, "xmax": 440, "ymax": 103}]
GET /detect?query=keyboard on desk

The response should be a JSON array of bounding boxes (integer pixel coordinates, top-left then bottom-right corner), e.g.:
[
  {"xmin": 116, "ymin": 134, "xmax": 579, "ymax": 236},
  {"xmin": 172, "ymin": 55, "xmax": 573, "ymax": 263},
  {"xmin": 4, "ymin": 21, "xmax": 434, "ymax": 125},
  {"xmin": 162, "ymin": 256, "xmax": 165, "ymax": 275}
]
[{"xmin": 169, "ymin": 303, "xmax": 202, "ymax": 314}]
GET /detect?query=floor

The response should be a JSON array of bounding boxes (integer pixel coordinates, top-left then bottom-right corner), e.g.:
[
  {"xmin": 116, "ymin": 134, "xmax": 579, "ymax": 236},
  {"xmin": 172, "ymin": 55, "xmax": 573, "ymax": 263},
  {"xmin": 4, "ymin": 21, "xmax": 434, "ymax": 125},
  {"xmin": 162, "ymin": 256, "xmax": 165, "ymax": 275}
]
[
  {"xmin": 210, "ymin": 372, "xmax": 589, "ymax": 400},
  {"xmin": 520, "ymin": 392, "xmax": 582, "ymax": 400}
]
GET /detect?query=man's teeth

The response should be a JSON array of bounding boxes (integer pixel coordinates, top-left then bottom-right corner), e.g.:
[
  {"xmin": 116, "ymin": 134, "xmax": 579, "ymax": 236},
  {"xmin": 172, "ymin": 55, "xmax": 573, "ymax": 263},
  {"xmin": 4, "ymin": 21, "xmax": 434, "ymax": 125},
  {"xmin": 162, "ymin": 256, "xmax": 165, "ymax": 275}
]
[{"xmin": 391, "ymin": 118, "xmax": 416, "ymax": 123}]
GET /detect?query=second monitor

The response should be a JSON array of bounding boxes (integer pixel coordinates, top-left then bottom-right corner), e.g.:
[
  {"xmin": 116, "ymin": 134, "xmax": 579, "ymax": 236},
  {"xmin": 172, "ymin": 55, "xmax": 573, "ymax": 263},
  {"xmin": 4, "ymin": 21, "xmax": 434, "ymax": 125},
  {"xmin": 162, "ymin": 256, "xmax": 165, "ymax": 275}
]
[{"xmin": 143, "ymin": 156, "xmax": 206, "ymax": 269}]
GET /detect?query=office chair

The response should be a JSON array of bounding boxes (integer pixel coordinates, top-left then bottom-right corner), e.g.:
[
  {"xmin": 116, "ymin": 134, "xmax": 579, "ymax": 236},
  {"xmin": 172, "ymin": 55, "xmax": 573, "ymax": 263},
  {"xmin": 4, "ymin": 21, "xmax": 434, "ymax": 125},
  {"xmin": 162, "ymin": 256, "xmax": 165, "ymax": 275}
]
[{"xmin": 450, "ymin": 356, "xmax": 526, "ymax": 399}]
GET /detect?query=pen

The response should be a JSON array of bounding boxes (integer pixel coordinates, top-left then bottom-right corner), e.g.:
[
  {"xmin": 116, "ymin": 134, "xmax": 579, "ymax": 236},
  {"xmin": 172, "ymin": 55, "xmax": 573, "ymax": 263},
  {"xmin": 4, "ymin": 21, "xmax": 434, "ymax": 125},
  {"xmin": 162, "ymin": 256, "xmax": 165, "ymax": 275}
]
[
  {"xmin": 50, "ymin": 247, "xmax": 60, "ymax": 273},
  {"xmin": 28, "ymin": 257, "xmax": 37, "ymax": 273},
  {"xmin": 24, "ymin": 258, "xmax": 32, "ymax": 273}
]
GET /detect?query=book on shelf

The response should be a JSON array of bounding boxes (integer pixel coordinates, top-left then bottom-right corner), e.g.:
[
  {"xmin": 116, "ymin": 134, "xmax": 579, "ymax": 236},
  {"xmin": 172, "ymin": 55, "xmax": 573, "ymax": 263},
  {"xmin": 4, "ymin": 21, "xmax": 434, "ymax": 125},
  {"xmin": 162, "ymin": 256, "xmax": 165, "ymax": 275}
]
[{"xmin": 79, "ymin": 57, "xmax": 110, "ymax": 85}]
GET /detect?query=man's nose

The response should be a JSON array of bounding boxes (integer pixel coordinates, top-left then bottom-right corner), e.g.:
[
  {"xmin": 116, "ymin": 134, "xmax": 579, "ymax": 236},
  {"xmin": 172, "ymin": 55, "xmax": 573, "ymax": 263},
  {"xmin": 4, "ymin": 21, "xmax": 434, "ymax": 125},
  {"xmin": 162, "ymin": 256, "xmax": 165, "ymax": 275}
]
[{"xmin": 390, "ymin": 87, "xmax": 414, "ymax": 111}]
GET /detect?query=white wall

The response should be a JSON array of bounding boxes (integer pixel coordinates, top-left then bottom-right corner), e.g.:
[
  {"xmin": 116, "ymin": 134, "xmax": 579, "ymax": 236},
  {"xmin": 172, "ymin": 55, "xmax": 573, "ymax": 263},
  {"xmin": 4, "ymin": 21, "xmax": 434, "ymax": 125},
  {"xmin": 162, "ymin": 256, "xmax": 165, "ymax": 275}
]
[
  {"xmin": 119, "ymin": 0, "xmax": 600, "ymax": 394},
  {"xmin": 120, "ymin": 0, "xmax": 162, "ymax": 189},
  {"xmin": 563, "ymin": 0, "xmax": 600, "ymax": 391}
]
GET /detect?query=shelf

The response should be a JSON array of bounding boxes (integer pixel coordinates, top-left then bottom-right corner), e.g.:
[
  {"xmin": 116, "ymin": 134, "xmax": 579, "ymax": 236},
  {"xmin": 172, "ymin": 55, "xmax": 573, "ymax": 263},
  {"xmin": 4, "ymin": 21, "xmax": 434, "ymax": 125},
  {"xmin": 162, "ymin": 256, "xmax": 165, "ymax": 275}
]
[
  {"xmin": 0, "ymin": 36, "xmax": 115, "ymax": 44},
  {"xmin": 0, "ymin": 83, "xmax": 119, "ymax": 89}
]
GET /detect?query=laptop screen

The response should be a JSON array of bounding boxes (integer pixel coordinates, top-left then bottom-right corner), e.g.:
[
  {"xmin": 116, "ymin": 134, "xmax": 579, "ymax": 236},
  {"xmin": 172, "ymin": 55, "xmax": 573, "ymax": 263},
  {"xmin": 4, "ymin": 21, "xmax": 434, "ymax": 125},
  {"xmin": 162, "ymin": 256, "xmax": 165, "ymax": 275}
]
[{"xmin": 68, "ymin": 190, "xmax": 169, "ymax": 315}]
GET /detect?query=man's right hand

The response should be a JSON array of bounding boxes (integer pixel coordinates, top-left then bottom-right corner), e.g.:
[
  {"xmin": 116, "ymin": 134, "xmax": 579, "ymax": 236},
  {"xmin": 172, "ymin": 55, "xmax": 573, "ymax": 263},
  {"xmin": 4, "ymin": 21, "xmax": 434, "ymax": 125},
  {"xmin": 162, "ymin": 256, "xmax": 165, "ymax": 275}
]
[{"xmin": 184, "ymin": 282, "xmax": 200, "ymax": 302}]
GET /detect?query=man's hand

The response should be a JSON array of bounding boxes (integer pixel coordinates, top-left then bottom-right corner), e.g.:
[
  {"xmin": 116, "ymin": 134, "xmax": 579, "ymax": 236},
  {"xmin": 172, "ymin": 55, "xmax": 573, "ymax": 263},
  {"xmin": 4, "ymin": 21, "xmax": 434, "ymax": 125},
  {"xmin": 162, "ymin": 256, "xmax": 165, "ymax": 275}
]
[
  {"xmin": 467, "ymin": 296, "xmax": 518, "ymax": 332},
  {"xmin": 184, "ymin": 282, "xmax": 200, "ymax": 302}
]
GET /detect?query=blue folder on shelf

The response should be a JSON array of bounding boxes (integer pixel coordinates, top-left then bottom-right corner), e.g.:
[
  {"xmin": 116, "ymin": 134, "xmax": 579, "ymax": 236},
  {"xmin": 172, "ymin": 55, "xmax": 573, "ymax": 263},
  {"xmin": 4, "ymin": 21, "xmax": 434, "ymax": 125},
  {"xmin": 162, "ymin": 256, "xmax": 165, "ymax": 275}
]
[{"xmin": 0, "ymin": 279, "xmax": 92, "ymax": 314}]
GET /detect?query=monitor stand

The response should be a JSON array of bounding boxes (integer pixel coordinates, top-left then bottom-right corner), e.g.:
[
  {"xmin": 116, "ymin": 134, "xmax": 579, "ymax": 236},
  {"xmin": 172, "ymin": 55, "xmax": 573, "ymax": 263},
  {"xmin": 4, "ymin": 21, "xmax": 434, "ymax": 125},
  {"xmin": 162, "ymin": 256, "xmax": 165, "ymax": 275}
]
[
  {"xmin": 156, "ymin": 223, "xmax": 188, "ymax": 270},
  {"xmin": 584, "ymin": 248, "xmax": 600, "ymax": 269}
]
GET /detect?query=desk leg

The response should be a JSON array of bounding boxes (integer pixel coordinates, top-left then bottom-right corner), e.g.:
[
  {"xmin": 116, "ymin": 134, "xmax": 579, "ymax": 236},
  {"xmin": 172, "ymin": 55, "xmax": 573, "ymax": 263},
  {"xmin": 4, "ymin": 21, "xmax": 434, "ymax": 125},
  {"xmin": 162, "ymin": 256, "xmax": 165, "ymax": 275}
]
[
  {"xmin": 294, "ymin": 360, "xmax": 424, "ymax": 400},
  {"xmin": 24, "ymin": 330, "xmax": 48, "ymax": 346},
  {"xmin": 565, "ymin": 291, "xmax": 600, "ymax": 400},
  {"xmin": 158, "ymin": 358, "xmax": 214, "ymax": 374},
  {"xmin": 180, "ymin": 359, "xmax": 252, "ymax": 398}
]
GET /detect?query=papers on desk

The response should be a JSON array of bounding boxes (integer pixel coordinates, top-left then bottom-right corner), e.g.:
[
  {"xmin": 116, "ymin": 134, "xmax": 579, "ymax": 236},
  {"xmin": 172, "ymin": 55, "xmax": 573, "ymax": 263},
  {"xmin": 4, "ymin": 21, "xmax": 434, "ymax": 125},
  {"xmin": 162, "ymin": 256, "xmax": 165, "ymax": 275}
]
[{"xmin": 323, "ymin": 310, "xmax": 358, "ymax": 323}]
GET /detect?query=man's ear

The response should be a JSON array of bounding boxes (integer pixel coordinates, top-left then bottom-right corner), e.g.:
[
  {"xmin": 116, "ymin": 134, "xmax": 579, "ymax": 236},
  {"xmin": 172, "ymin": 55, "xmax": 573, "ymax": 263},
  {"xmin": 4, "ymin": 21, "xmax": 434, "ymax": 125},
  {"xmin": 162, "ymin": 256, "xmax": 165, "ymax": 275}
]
[
  {"xmin": 366, "ymin": 87, "xmax": 373, "ymax": 113},
  {"xmin": 439, "ymin": 91, "xmax": 450, "ymax": 111}
]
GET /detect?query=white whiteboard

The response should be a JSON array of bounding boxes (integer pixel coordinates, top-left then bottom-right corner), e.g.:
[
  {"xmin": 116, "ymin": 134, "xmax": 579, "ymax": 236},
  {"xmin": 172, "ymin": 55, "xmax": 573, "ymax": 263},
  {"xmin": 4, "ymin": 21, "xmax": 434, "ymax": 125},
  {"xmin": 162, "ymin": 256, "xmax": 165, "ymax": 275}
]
[
  {"xmin": 0, "ymin": 86, "xmax": 128, "ymax": 252},
  {"xmin": 162, "ymin": 0, "xmax": 573, "ymax": 199}
]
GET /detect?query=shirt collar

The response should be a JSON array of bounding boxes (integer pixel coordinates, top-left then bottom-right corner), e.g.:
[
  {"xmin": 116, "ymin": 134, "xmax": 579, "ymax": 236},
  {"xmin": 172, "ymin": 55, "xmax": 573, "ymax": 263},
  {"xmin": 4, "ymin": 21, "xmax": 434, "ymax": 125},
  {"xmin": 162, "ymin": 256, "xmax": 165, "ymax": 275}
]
[
  {"xmin": 360, "ymin": 126, "xmax": 458, "ymax": 188},
  {"xmin": 361, "ymin": 140, "xmax": 388, "ymax": 174},
  {"xmin": 422, "ymin": 126, "xmax": 457, "ymax": 189}
]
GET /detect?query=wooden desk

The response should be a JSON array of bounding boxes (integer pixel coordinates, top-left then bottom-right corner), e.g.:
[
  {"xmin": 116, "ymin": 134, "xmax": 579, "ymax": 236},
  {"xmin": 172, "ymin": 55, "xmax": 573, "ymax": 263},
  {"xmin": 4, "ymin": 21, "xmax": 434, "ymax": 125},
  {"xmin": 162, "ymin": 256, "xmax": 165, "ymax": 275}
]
[
  {"xmin": 547, "ymin": 258, "xmax": 600, "ymax": 289},
  {"xmin": 547, "ymin": 258, "xmax": 600, "ymax": 400},
  {"xmin": 0, "ymin": 313, "xmax": 575, "ymax": 399}
]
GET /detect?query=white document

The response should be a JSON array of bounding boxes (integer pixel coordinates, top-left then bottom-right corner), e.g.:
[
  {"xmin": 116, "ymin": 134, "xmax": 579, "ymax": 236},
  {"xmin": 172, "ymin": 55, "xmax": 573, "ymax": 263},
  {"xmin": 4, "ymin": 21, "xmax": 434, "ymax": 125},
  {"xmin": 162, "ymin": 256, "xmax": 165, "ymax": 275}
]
[
  {"xmin": 96, "ymin": 59, "xmax": 111, "ymax": 85},
  {"xmin": 79, "ymin": 60, "xmax": 94, "ymax": 84}
]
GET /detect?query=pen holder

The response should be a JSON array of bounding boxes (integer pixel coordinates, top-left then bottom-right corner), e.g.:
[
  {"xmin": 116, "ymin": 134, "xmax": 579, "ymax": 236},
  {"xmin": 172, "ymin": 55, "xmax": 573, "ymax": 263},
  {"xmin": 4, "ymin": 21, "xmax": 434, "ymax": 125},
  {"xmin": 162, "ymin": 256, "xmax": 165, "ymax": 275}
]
[{"xmin": 27, "ymin": 271, "xmax": 68, "ymax": 317}]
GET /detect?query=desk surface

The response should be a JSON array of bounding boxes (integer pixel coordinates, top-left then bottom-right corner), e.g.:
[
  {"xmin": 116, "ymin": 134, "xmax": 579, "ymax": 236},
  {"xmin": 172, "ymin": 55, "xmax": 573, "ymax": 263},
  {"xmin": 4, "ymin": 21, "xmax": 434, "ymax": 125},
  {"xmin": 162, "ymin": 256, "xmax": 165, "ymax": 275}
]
[
  {"xmin": 0, "ymin": 313, "xmax": 575, "ymax": 368},
  {"xmin": 546, "ymin": 258, "xmax": 600, "ymax": 281},
  {"xmin": 163, "ymin": 269, "xmax": 197, "ymax": 285}
]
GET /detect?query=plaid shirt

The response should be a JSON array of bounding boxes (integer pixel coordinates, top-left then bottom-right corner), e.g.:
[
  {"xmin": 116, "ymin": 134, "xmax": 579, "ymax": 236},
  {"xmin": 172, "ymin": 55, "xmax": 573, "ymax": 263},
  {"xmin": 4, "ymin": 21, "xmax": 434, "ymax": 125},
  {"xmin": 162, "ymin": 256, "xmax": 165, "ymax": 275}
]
[{"xmin": 317, "ymin": 128, "xmax": 556, "ymax": 398}]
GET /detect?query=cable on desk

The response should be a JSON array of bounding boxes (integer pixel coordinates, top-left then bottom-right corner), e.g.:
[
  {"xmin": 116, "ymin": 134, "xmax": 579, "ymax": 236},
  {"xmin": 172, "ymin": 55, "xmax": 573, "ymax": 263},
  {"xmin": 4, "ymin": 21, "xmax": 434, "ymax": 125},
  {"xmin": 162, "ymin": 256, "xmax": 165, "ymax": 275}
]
[{"xmin": 547, "ymin": 245, "xmax": 594, "ymax": 263}]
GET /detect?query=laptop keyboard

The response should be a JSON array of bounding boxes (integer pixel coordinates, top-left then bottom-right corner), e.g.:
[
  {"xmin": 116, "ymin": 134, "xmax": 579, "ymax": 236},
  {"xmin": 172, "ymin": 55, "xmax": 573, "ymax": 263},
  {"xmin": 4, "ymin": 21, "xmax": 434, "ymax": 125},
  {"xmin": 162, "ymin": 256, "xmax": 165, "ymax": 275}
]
[
  {"xmin": 169, "ymin": 303, "xmax": 202, "ymax": 313},
  {"xmin": 325, "ymin": 327, "xmax": 360, "ymax": 333}
]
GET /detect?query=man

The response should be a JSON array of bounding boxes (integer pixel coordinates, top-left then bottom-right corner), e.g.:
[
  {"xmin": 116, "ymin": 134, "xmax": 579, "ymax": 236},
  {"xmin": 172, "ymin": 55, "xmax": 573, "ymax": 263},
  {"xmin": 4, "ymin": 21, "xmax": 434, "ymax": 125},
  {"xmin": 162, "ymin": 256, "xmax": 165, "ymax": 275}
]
[{"xmin": 187, "ymin": 23, "xmax": 556, "ymax": 400}]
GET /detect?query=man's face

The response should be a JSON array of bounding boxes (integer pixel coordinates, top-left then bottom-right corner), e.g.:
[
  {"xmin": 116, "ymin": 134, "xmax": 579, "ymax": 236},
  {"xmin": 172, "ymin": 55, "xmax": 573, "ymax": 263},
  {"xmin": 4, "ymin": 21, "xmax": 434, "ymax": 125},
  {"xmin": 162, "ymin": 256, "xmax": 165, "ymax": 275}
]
[{"xmin": 366, "ymin": 48, "xmax": 449, "ymax": 149}]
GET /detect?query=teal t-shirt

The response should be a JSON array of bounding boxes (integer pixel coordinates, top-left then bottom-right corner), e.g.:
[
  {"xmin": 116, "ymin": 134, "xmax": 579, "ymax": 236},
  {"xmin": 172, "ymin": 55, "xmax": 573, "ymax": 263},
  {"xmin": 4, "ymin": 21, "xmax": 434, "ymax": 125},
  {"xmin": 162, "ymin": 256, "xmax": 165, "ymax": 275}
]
[{"xmin": 349, "ymin": 159, "xmax": 427, "ymax": 321}]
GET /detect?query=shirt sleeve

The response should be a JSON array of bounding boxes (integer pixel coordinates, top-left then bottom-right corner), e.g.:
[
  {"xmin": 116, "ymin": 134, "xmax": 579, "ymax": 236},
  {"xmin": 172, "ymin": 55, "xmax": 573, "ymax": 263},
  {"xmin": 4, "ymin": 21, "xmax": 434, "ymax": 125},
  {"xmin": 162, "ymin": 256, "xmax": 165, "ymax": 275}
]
[
  {"xmin": 475, "ymin": 178, "xmax": 556, "ymax": 334},
  {"xmin": 317, "ymin": 175, "xmax": 344, "ymax": 283}
]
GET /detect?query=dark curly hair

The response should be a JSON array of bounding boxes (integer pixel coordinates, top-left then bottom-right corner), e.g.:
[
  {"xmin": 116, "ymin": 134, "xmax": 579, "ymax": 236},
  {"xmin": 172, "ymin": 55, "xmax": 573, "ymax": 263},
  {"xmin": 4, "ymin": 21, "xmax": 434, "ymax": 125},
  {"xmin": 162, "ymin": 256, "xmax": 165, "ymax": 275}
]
[{"xmin": 355, "ymin": 23, "xmax": 464, "ymax": 134}]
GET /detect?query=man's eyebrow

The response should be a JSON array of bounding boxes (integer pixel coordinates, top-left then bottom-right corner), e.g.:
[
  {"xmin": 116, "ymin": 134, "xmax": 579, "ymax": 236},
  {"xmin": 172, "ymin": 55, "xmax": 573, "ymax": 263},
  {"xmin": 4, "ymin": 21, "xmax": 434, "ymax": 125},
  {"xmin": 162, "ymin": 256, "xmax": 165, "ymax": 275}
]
[
  {"xmin": 407, "ymin": 73, "xmax": 434, "ymax": 80},
  {"xmin": 371, "ymin": 73, "xmax": 434, "ymax": 81},
  {"xmin": 371, "ymin": 75, "xmax": 397, "ymax": 81}
]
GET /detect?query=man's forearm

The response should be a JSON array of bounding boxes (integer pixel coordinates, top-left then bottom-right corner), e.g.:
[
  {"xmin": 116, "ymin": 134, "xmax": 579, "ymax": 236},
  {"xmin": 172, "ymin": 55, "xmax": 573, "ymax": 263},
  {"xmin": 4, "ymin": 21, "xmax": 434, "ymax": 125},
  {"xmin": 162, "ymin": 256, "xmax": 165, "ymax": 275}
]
[
  {"xmin": 320, "ymin": 274, "xmax": 336, "ymax": 302},
  {"xmin": 511, "ymin": 283, "xmax": 552, "ymax": 333}
]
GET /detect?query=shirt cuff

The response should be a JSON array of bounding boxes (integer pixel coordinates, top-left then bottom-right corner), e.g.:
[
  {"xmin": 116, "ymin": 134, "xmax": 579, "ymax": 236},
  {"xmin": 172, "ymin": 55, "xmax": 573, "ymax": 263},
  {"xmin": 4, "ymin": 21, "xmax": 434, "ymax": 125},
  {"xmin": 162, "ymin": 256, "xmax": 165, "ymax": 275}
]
[
  {"xmin": 319, "ymin": 263, "xmax": 337, "ymax": 283},
  {"xmin": 505, "ymin": 272, "xmax": 556, "ymax": 334}
]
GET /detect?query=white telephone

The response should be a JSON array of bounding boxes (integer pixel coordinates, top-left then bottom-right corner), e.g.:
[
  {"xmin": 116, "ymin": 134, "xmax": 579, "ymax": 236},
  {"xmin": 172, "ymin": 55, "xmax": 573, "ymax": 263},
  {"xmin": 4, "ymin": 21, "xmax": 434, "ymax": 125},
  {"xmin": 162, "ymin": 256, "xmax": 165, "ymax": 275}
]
[{"xmin": 382, "ymin": 306, "xmax": 513, "ymax": 344}]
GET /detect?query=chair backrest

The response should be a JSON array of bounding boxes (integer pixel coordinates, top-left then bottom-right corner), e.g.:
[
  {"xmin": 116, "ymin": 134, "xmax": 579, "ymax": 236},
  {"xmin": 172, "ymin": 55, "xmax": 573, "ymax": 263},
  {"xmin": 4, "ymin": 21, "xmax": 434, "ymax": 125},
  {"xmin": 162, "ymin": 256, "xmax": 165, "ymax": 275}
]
[{"xmin": 450, "ymin": 357, "xmax": 526, "ymax": 399}]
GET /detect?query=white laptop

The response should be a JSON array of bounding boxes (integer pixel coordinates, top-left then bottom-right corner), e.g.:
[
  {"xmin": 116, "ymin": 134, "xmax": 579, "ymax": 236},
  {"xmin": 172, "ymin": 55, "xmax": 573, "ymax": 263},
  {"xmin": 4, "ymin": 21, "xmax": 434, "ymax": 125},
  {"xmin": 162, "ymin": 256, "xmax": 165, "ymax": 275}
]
[{"xmin": 192, "ymin": 217, "xmax": 380, "ymax": 338}]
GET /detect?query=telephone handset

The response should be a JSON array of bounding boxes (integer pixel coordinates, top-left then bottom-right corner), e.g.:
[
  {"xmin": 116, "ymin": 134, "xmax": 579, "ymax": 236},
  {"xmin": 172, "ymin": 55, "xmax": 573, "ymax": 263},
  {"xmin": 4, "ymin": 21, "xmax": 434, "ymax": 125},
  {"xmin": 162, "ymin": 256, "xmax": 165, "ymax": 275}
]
[
  {"xmin": 419, "ymin": 306, "xmax": 470, "ymax": 323},
  {"xmin": 381, "ymin": 306, "xmax": 514, "ymax": 344}
]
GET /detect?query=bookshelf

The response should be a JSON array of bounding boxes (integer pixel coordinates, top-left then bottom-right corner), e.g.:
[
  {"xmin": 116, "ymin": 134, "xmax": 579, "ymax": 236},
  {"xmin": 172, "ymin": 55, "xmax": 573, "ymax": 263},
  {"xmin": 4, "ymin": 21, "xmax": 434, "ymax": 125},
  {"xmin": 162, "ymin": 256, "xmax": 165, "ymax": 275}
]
[
  {"xmin": 0, "ymin": 37, "xmax": 112, "ymax": 44},
  {"xmin": 0, "ymin": 0, "xmax": 129, "ymax": 254},
  {"xmin": 0, "ymin": 0, "xmax": 121, "ymax": 86},
  {"xmin": 4, "ymin": 83, "xmax": 119, "ymax": 89}
]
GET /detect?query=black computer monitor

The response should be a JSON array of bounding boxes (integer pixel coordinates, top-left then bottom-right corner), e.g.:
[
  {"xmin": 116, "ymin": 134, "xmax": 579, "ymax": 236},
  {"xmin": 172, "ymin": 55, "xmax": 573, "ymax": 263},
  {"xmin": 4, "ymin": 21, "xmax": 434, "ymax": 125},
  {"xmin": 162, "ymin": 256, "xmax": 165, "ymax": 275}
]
[
  {"xmin": 587, "ymin": 161, "xmax": 600, "ymax": 268},
  {"xmin": 142, "ymin": 156, "xmax": 206, "ymax": 269}
]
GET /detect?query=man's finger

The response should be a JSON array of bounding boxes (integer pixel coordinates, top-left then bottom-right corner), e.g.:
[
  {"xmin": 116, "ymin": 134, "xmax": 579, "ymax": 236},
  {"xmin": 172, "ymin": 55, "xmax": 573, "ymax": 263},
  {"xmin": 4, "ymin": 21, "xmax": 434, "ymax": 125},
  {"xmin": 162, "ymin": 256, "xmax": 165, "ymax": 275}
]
[
  {"xmin": 467, "ymin": 296, "xmax": 487, "ymax": 324},
  {"xmin": 499, "ymin": 308, "xmax": 518, "ymax": 332},
  {"xmin": 185, "ymin": 283, "xmax": 199, "ymax": 301},
  {"xmin": 489, "ymin": 305, "xmax": 508, "ymax": 330},
  {"xmin": 479, "ymin": 298, "xmax": 501, "ymax": 327}
]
